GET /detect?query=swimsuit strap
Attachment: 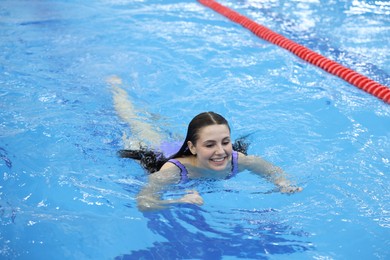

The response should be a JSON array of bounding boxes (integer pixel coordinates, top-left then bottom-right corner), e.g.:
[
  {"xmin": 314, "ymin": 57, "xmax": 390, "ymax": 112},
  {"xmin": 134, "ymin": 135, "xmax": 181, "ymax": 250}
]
[
  {"xmin": 229, "ymin": 150, "xmax": 239, "ymax": 178},
  {"xmin": 168, "ymin": 159, "xmax": 189, "ymax": 183}
]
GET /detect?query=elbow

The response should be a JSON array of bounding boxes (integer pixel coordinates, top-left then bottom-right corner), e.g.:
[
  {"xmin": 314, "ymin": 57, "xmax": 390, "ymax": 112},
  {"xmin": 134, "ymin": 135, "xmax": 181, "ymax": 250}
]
[
  {"xmin": 136, "ymin": 196, "xmax": 152, "ymax": 212},
  {"xmin": 137, "ymin": 203, "xmax": 152, "ymax": 212},
  {"xmin": 136, "ymin": 196, "xmax": 166, "ymax": 212}
]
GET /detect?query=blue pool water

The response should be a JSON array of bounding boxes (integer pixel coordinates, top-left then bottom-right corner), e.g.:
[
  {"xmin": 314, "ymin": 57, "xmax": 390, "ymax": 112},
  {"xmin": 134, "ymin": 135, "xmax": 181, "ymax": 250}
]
[{"xmin": 1, "ymin": 0, "xmax": 389, "ymax": 259}]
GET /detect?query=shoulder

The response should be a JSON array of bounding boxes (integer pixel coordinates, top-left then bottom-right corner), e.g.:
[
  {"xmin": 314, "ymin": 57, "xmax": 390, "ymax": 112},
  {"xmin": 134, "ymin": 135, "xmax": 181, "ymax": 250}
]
[
  {"xmin": 236, "ymin": 151, "xmax": 249, "ymax": 166},
  {"xmin": 160, "ymin": 159, "xmax": 182, "ymax": 172},
  {"xmin": 236, "ymin": 151, "xmax": 247, "ymax": 161},
  {"xmin": 149, "ymin": 161, "xmax": 182, "ymax": 185},
  {"xmin": 236, "ymin": 152, "xmax": 267, "ymax": 170},
  {"xmin": 160, "ymin": 157, "xmax": 192, "ymax": 172}
]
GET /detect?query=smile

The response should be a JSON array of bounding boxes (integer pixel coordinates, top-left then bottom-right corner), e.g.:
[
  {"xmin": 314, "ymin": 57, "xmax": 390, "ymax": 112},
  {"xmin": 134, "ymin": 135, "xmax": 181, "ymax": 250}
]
[{"xmin": 210, "ymin": 156, "xmax": 227, "ymax": 163}]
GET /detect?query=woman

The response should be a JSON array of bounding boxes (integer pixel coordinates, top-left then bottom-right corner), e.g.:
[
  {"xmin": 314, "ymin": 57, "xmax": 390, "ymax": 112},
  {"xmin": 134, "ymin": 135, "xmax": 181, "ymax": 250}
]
[{"xmin": 109, "ymin": 77, "xmax": 302, "ymax": 212}]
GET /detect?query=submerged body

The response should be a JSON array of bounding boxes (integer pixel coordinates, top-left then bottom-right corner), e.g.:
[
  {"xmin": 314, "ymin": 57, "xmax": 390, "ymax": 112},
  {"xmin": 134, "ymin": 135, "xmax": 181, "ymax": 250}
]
[{"xmin": 109, "ymin": 76, "xmax": 302, "ymax": 212}]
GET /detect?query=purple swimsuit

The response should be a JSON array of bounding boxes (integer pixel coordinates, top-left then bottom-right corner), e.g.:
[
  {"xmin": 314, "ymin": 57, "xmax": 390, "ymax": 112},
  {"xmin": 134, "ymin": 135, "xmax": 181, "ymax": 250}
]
[{"xmin": 168, "ymin": 150, "xmax": 239, "ymax": 183}]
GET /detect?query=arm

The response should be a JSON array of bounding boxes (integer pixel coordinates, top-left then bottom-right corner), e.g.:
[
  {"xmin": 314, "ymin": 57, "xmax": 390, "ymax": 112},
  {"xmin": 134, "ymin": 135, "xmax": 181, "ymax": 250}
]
[
  {"xmin": 136, "ymin": 163, "xmax": 204, "ymax": 212},
  {"xmin": 238, "ymin": 153, "xmax": 302, "ymax": 193}
]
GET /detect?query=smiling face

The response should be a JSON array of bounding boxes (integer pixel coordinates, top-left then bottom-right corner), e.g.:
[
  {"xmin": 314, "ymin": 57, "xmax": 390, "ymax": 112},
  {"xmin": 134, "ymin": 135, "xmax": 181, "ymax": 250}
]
[{"xmin": 188, "ymin": 124, "xmax": 233, "ymax": 171}]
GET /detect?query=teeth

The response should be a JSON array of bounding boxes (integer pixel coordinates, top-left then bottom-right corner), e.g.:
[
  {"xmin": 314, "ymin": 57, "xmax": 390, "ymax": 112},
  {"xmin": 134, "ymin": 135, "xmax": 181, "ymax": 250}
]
[{"xmin": 212, "ymin": 158, "xmax": 224, "ymax": 162}]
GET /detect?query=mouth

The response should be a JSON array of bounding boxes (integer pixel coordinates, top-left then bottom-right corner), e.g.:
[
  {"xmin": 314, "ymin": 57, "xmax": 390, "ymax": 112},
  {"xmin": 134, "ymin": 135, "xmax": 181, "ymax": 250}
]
[{"xmin": 210, "ymin": 156, "xmax": 227, "ymax": 165}]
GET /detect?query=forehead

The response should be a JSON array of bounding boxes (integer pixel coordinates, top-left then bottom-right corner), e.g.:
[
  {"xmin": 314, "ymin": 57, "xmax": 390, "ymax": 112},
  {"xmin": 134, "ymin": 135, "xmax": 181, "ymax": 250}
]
[{"xmin": 197, "ymin": 124, "xmax": 230, "ymax": 141}]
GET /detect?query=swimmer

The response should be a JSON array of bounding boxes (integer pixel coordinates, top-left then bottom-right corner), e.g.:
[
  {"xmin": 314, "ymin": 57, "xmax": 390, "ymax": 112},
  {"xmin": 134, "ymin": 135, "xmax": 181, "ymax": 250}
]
[{"xmin": 108, "ymin": 76, "xmax": 302, "ymax": 212}]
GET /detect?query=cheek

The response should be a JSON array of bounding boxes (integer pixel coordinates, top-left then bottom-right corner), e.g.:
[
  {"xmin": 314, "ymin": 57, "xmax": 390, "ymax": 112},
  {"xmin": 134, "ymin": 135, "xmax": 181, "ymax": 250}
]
[
  {"xmin": 196, "ymin": 148, "xmax": 213, "ymax": 159},
  {"xmin": 224, "ymin": 145, "xmax": 233, "ymax": 155}
]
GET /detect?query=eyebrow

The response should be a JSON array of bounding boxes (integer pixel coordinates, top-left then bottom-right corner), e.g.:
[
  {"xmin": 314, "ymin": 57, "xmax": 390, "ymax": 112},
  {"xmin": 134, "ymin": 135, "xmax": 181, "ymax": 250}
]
[{"xmin": 202, "ymin": 136, "xmax": 230, "ymax": 144}]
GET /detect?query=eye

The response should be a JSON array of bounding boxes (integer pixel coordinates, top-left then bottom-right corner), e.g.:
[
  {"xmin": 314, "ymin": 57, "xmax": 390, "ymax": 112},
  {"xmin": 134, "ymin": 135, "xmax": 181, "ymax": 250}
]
[
  {"xmin": 222, "ymin": 139, "xmax": 231, "ymax": 145},
  {"xmin": 203, "ymin": 141, "xmax": 215, "ymax": 148}
]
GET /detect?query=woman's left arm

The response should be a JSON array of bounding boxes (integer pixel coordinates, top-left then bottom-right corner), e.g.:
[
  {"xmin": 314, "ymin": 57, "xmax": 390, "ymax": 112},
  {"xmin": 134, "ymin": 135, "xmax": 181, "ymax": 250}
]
[{"xmin": 238, "ymin": 153, "xmax": 302, "ymax": 193}]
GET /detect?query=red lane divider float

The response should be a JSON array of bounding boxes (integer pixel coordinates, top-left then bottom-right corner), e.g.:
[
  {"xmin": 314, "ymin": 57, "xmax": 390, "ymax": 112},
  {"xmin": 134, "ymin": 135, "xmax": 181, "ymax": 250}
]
[{"xmin": 198, "ymin": 0, "xmax": 390, "ymax": 104}]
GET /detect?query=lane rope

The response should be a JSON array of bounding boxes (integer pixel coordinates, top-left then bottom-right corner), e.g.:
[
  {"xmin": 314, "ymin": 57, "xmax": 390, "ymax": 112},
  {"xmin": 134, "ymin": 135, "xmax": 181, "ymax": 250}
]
[{"xmin": 198, "ymin": 0, "xmax": 390, "ymax": 104}]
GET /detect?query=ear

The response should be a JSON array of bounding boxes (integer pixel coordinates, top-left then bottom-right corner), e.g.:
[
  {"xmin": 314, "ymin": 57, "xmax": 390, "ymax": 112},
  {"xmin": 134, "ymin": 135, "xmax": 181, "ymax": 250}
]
[{"xmin": 187, "ymin": 141, "xmax": 197, "ymax": 155}]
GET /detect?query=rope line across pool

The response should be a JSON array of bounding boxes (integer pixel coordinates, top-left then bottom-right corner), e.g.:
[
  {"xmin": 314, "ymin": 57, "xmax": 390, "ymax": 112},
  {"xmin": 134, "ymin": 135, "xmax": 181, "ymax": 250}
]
[{"xmin": 198, "ymin": 0, "xmax": 390, "ymax": 104}]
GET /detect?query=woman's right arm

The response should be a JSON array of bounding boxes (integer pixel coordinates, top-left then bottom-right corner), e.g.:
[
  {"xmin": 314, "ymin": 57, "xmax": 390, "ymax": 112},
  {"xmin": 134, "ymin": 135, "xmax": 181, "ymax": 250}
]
[{"xmin": 136, "ymin": 163, "xmax": 204, "ymax": 212}]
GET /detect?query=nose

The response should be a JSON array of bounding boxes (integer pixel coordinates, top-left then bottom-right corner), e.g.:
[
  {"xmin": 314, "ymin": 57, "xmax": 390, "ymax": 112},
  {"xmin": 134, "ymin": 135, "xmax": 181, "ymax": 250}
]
[{"xmin": 215, "ymin": 144, "xmax": 225, "ymax": 154}]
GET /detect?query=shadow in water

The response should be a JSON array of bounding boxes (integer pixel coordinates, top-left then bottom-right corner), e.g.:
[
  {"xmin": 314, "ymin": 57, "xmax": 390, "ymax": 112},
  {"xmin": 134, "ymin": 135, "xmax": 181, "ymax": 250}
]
[{"xmin": 116, "ymin": 205, "xmax": 314, "ymax": 259}]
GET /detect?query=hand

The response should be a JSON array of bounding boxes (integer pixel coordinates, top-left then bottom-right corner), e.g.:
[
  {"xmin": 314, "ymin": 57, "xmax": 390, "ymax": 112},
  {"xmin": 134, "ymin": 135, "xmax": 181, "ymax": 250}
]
[
  {"xmin": 279, "ymin": 185, "xmax": 303, "ymax": 194},
  {"xmin": 179, "ymin": 190, "xmax": 204, "ymax": 206}
]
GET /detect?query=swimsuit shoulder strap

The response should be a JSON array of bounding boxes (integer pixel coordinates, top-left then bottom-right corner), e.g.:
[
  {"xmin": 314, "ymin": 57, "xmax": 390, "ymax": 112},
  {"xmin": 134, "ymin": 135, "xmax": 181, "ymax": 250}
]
[
  {"xmin": 168, "ymin": 159, "xmax": 189, "ymax": 183},
  {"xmin": 229, "ymin": 150, "xmax": 239, "ymax": 177}
]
